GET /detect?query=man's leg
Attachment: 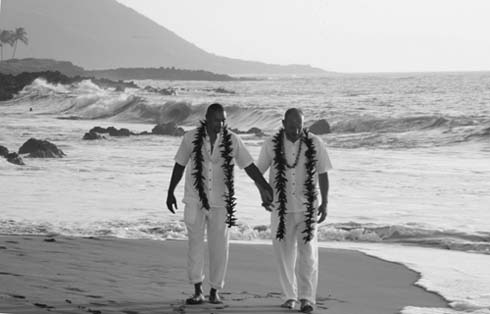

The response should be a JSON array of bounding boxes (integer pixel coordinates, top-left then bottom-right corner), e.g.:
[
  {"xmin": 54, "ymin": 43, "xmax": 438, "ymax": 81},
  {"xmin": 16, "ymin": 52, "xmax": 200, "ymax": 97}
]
[
  {"xmin": 207, "ymin": 208, "xmax": 229, "ymax": 302},
  {"xmin": 184, "ymin": 205, "xmax": 206, "ymax": 299},
  {"xmin": 296, "ymin": 212, "xmax": 318, "ymax": 310},
  {"xmin": 272, "ymin": 211, "xmax": 299, "ymax": 303}
]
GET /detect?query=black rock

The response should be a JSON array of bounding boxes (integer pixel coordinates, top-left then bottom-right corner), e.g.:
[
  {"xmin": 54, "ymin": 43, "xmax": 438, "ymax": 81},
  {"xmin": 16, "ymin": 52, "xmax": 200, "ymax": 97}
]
[
  {"xmin": 89, "ymin": 126, "xmax": 109, "ymax": 134},
  {"xmin": 143, "ymin": 86, "xmax": 176, "ymax": 95},
  {"xmin": 107, "ymin": 127, "xmax": 131, "ymax": 137},
  {"xmin": 6, "ymin": 152, "xmax": 25, "ymax": 165},
  {"xmin": 247, "ymin": 127, "xmax": 265, "ymax": 137},
  {"xmin": 229, "ymin": 127, "xmax": 264, "ymax": 137},
  {"xmin": 83, "ymin": 132, "xmax": 103, "ymax": 140},
  {"xmin": 18, "ymin": 138, "xmax": 65, "ymax": 158},
  {"xmin": 0, "ymin": 145, "xmax": 8, "ymax": 158},
  {"xmin": 309, "ymin": 119, "xmax": 331, "ymax": 135},
  {"xmin": 152, "ymin": 122, "xmax": 184, "ymax": 136}
]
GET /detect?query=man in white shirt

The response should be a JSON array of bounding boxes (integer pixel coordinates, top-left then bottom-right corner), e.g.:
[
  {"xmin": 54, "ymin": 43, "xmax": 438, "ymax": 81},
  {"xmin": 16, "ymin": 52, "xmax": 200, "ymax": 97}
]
[
  {"xmin": 257, "ymin": 108, "xmax": 332, "ymax": 313},
  {"xmin": 166, "ymin": 103, "xmax": 273, "ymax": 305}
]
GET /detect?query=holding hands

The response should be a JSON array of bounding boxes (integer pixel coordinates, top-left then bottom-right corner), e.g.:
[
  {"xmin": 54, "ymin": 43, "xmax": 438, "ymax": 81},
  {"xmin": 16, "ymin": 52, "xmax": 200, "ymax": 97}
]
[{"xmin": 259, "ymin": 183, "xmax": 273, "ymax": 212}]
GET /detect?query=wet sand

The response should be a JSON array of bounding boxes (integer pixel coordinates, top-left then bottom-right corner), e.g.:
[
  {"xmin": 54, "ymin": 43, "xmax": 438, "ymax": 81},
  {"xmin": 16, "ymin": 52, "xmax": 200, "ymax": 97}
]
[{"xmin": 0, "ymin": 235, "xmax": 448, "ymax": 314}]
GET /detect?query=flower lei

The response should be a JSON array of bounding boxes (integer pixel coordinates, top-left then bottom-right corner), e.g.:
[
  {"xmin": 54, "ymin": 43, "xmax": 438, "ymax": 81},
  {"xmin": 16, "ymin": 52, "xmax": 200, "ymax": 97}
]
[
  {"xmin": 272, "ymin": 128, "xmax": 317, "ymax": 243},
  {"xmin": 192, "ymin": 121, "xmax": 237, "ymax": 227}
]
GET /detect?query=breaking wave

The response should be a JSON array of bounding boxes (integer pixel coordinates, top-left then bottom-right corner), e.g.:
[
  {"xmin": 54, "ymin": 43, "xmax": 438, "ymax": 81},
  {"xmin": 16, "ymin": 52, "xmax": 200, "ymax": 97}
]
[
  {"xmin": 5, "ymin": 78, "xmax": 490, "ymax": 147},
  {"xmin": 1, "ymin": 219, "xmax": 488, "ymax": 254}
]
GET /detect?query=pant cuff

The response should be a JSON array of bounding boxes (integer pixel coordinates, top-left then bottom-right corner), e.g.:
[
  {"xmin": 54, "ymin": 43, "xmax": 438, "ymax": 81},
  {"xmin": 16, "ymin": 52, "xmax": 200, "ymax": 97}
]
[
  {"xmin": 208, "ymin": 281, "xmax": 224, "ymax": 290},
  {"xmin": 298, "ymin": 296, "xmax": 316, "ymax": 304}
]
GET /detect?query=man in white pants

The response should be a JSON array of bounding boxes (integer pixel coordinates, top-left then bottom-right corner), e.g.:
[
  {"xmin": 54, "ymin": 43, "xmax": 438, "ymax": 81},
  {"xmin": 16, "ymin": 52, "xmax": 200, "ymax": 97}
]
[
  {"xmin": 257, "ymin": 108, "xmax": 332, "ymax": 313},
  {"xmin": 166, "ymin": 103, "xmax": 272, "ymax": 305}
]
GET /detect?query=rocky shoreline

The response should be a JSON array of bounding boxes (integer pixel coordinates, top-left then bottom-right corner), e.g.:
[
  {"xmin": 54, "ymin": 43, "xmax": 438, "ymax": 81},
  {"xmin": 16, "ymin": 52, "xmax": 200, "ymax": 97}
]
[{"xmin": 0, "ymin": 71, "xmax": 138, "ymax": 101}]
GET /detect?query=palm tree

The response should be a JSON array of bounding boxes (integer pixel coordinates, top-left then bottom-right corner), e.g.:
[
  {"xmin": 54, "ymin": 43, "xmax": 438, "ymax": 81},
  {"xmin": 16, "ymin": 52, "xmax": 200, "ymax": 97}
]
[
  {"xmin": 0, "ymin": 29, "xmax": 14, "ymax": 61},
  {"xmin": 11, "ymin": 27, "xmax": 28, "ymax": 59}
]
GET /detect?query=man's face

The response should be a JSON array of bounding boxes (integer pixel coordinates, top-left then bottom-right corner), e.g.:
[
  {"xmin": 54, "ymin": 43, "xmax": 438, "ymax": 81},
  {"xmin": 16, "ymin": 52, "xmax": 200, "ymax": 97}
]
[
  {"xmin": 282, "ymin": 112, "xmax": 304, "ymax": 142},
  {"xmin": 206, "ymin": 110, "xmax": 226, "ymax": 135}
]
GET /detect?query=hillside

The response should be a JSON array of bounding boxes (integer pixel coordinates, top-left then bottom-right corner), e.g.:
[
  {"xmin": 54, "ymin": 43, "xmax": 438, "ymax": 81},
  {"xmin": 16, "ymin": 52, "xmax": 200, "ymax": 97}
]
[
  {"xmin": 0, "ymin": 0, "xmax": 327, "ymax": 75},
  {"xmin": 0, "ymin": 58, "xmax": 240, "ymax": 81},
  {"xmin": 0, "ymin": 58, "xmax": 84, "ymax": 76}
]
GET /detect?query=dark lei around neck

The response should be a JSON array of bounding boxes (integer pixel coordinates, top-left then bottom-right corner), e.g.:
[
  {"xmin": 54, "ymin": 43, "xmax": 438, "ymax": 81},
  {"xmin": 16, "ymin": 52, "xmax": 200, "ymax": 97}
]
[
  {"xmin": 192, "ymin": 121, "xmax": 237, "ymax": 227},
  {"xmin": 220, "ymin": 126, "xmax": 237, "ymax": 227},
  {"xmin": 192, "ymin": 121, "xmax": 209, "ymax": 211},
  {"xmin": 272, "ymin": 128, "xmax": 318, "ymax": 243}
]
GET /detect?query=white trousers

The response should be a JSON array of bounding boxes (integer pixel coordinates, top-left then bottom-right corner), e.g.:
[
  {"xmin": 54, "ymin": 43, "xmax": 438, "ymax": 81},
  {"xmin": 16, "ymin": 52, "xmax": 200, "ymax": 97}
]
[
  {"xmin": 271, "ymin": 211, "xmax": 318, "ymax": 304},
  {"xmin": 184, "ymin": 205, "xmax": 229, "ymax": 290}
]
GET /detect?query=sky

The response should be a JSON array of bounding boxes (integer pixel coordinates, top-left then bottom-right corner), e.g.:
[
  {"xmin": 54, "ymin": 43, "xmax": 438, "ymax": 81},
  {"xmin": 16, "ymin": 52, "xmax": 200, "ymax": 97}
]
[
  {"xmin": 115, "ymin": 0, "xmax": 490, "ymax": 73},
  {"xmin": 4, "ymin": 0, "xmax": 490, "ymax": 72}
]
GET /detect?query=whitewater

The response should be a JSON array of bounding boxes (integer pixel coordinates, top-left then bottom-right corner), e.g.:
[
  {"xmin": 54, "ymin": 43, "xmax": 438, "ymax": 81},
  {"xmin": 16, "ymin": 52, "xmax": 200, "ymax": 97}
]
[{"xmin": 1, "ymin": 72, "xmax": 490, "ymax": 314}]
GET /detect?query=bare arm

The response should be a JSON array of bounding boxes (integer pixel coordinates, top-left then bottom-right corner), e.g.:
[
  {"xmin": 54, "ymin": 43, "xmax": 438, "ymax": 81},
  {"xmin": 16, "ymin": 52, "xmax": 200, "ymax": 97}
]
[
  {"xmin": 317, "ymin": 172, "xmax": 329, "ymax": 223},
  {"xmin": 244, "ymin": 163, "xmax": 273, "ymax": 207},
  {"xmin": 166, "ymin": 163, "xmax": 186, "ymax": 213}
]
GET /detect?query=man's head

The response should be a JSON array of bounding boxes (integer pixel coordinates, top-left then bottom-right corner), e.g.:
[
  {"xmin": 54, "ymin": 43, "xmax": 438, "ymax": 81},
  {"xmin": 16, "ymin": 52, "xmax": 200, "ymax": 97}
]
[
  {"xmin": 205, "ymin": 103, "xmax": 226, "ymax": 135},
  {"xmin": 282, "ymin": 108, "xmax": 304, "ymax": 143}
]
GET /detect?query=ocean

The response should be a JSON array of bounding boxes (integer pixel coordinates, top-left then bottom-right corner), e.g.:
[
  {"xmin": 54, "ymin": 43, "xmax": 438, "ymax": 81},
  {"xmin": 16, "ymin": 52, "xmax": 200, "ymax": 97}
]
[{"xmin": 1, "ymin": 73, "xmax": 489, "ymax": 314}]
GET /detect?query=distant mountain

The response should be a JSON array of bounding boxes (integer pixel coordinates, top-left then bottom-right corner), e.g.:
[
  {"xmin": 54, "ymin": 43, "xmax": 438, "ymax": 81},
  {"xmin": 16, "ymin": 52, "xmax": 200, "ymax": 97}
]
[{"xmin": 0, "ymin": 0, "xmax": 327, "ymax": 75}]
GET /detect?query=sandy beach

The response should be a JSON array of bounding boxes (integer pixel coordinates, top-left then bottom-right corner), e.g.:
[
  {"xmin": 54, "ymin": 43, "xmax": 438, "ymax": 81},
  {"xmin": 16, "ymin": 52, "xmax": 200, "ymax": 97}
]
[{"xmin": 0, "ymin": 235, "xmax": 447, "ymax": 314}]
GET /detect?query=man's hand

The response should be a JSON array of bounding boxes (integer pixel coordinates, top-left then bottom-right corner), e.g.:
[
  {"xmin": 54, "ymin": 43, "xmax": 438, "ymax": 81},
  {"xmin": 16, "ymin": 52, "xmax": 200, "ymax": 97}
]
[
  {"xmin": 259, "ymin": 183, "xmax": 273, "ymax": 211},
  {"xmin": 317, "ymin": 202, "xmax": 328, "ymax": 223},
  {"xmin": 166, "ymin": 193, "xmax": 178, "ymax": 214}
]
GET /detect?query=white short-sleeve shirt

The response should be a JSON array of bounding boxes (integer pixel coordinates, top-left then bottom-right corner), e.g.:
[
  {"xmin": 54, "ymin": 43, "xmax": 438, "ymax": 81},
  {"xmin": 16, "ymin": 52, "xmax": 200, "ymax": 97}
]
[
  {"xmin": 175, "ymin": 127, "xmax": 253, "ymax": 209},
  {"xmin": 257, "ymin": 131, "xmax": 332, "ymax": 213}
]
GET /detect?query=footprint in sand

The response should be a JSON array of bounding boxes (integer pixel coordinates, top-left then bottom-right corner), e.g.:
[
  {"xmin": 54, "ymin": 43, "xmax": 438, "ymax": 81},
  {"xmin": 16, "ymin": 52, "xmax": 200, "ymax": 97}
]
[
  {"xmin": 8, "ymin": 294, "xmax": 26, "ymax": 299},
  {"xmin": 33, "ymin": 303, "xmax": 55, "ymax": 309},
  {"xmin": 65, "ymin": 287, "xmax": 87, "ymax": 292},
  {"xmin": 86, "ymin": 295, "xmax": 104, "ymax": 299},
  {"xmin": 0, "ymin": 271, "xmax": 22, "ymax": 277}
]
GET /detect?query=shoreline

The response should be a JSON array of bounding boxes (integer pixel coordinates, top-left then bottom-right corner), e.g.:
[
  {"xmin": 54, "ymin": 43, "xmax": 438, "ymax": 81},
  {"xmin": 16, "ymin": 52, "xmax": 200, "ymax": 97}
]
[{"xmin": 0, "ymin": 235, "xmax": 448, "ymax": 314}]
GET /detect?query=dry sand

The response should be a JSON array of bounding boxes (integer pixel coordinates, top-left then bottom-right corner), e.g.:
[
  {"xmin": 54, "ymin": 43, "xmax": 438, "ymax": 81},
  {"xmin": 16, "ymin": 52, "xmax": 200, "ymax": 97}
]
[{"xmin": 0, "ymin": 235, "xmax": 448, "ymax": 314}]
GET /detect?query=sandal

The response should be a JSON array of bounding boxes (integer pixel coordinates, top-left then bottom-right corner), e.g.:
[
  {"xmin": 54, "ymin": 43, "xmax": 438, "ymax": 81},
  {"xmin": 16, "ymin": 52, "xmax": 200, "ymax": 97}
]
[
  {"xmin": 300, "ymin": 299, "xmax": 314, "ymax": 313},
  {"xmin": 185, "ymin": 294, "xmax": 205, "ymax": 305},
  {"xmin": 208, "ymin": 293, "xmax": 223, "ymax": 304}
]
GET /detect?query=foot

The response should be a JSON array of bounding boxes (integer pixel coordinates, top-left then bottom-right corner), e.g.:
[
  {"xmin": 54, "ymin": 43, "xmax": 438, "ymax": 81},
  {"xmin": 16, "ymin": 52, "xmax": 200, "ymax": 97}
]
[
  {"xmin": 208, "ymin": 288, "xmax": 223, "ymax": 304},
  {"xmin": 280, "ymin": 299, "xmax": 297, "ymax": 309},
  {"xmin": 185, "ymin": 294, "xmax": 205, "ymax": 305},
  {"xmin": 299, "ymin": 299, "xmax": 314, "ymax": 313}
]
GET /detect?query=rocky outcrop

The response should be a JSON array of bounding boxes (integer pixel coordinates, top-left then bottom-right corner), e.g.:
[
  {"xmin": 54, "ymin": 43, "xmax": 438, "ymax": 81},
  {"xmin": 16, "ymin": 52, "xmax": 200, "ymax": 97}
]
[
  {"xmin": 143, "ymin": 86, "xmax": 177, "ymax": 95},
  {"xmin": 83, "ymin": 126, "xmax": 132, "ymax": 140},
  {"xmin": 1, "ymin": 145, "xmax": 25, "ymax": 165},
  {"xmin": 107, "ymin": 127, "xmax": 131, "ymax": 137},
  {"xmin": 230, "ymin": 127, "xmax": 265, "ymax": 137},
  {"xmin": 152, "ymin": 123, "xmax": 185, "ymax": 136},
  {"xmin": 6, "ymin": 152, "xmax": 25, "ymax": 165},
  {"xmin": 0, "ymin": 145, "xmax": 8, "ymax": 158},
  {"xmin": 86, "ymin": 67, "xmax": 239, "ymax": 81},
  {"xmin": 0, "ymin": 58, "xmax": 85, "ymax": 76},
  {"xmin": 0, "ymin": 71, "xmax": 138, "ymax": 101},
  {"xmin": 82, "ymin": 132, "xmax": 104, "ymax": 140},
  {"xmin": 83, "ymin": 126, "xmax": 158, "ymax": 140},
  {"xmin": 18, "ymin": 138, "xmax": 65, "ymax": 158},
  {"xmin": 204, "ymin": 87, "xmax": 236, "ymax": 94},
  {"xmin": 309, "ymin": 119, "xmax": 331, "ymax": 135}
]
